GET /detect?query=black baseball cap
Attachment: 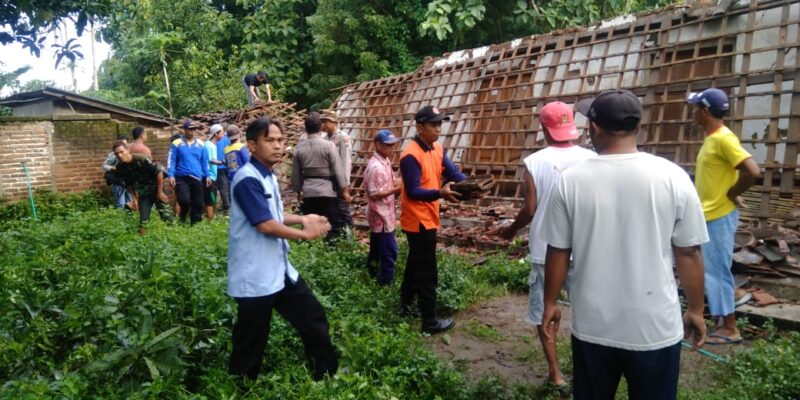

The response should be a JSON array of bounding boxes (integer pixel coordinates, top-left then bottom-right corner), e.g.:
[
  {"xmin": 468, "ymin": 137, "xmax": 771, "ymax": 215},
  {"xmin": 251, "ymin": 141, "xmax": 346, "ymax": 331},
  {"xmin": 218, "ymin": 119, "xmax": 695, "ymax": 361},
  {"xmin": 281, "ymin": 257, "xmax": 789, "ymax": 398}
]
[
  {"xmin": 576, "ymin": 89, "xmax": 642, "ymax": 131},
  {"xmin": 415, "ymin": 105, "xmax": 451, "ymax": 123}
]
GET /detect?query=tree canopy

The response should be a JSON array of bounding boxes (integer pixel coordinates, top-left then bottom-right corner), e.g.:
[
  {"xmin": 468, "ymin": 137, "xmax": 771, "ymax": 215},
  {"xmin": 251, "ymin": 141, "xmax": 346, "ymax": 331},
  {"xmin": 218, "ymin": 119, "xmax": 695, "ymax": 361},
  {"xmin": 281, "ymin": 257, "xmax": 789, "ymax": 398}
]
[{"xmin": 3, "ymin": 0, "xmax": 674, "ymax": 117}]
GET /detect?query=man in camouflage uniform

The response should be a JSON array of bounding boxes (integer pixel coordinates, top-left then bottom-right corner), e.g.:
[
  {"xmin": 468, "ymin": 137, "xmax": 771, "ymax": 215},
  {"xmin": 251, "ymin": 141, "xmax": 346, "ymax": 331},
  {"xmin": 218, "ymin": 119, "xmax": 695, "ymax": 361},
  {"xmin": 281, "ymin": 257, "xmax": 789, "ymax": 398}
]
[{"xmin": 113, "ymin": 141, "xmax": 174, "ymax": 234}]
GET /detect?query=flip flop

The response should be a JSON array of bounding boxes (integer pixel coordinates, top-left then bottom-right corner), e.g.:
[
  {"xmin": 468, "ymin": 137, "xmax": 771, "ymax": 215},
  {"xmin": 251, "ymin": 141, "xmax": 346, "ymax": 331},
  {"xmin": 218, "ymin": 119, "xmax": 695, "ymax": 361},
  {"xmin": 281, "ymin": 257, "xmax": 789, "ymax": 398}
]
[
  {"xmin": 705, "ymin": 333, "xmax": 743, "ymax": 345},
  {"xmin": 735, "ymin": 292, "xmax": 753, "ymax": 307}
]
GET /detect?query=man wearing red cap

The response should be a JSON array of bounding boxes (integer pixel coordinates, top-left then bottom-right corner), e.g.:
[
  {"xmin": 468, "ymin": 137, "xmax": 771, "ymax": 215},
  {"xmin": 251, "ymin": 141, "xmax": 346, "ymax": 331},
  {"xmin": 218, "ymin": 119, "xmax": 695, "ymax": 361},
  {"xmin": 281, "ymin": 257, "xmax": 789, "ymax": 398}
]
[{"xmin": 499, "ymin": 101, "xmax": 595, "ymax": 386}]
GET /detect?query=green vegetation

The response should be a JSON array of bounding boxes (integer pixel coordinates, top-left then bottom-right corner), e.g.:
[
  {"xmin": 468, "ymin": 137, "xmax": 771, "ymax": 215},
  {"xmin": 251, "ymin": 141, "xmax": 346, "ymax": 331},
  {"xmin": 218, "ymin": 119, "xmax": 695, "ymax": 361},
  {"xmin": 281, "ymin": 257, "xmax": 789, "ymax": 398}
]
[
  {"xmin": 1, "ymin": 193, "xmax": 799, "ymax": 399},
  {"xmin": 0, "ymin": 197, "xmax": 532, "ymax": 398},
  {"xmin": 464, "ymin": 319, "xmax": 504, "ymax": 342},
  {"xmin": 4, "ymin": 1, "xmax": 675, "ymax": 114}
]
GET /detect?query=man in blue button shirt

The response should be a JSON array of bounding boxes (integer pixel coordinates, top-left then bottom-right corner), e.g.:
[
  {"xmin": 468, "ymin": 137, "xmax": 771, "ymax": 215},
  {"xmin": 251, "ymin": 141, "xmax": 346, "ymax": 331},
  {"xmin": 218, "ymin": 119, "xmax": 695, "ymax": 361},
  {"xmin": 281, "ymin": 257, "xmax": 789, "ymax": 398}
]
[
  {"xmin": 227, "ymin": 117, "xmax": 338, "ymax": 381},
  {"xmin": 167, "ymin": 119, "xmax": 210, "ymax": 224}
]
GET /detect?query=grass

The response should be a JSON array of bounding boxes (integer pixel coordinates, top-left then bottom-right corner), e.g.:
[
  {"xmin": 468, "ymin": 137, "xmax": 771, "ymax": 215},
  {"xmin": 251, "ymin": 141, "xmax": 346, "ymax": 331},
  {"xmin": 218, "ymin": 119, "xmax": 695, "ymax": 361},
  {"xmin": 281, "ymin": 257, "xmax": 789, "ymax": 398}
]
[
  {"xmin": 1, "ymin": 191, "xmax": 799, "ymax": 399},
  {"xmin": 464, "ymin": 319, "xmax": 504, "ymax": 342}
]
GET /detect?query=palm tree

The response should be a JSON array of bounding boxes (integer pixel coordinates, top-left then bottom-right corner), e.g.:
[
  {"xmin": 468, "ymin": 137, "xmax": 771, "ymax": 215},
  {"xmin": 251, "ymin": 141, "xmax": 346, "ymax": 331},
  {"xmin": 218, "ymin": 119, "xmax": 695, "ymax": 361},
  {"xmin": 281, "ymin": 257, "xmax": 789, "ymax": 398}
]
[{"xmin": 52, "ymin": 38, "xmax": 84, "ymax": 92}]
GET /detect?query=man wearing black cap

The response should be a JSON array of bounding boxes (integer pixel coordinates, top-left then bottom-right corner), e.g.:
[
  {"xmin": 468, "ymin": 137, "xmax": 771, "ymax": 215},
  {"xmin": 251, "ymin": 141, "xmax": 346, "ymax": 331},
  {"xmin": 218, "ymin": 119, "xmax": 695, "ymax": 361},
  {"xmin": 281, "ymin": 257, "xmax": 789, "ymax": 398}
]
[
  {"xmin": 540, "ymin": 90, "xmax": 709, "ymax": 399},
  {"xmin": 398, "ymin": 105, "xmax": 465, "ymax": 334}
]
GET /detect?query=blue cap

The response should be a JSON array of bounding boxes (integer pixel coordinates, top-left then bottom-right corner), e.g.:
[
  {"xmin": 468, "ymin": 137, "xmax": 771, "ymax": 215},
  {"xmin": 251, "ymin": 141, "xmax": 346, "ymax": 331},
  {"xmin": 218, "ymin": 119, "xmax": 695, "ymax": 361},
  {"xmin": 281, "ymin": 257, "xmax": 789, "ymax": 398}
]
[
  {"xmin": 375, "ymin": 129, "xmax": 400, "ymax": 144},
  {"xmin": 182, "ymin": 119, "xmax": 202, "ymax": 130},
  {"xmin": 687, "ymin": 88, "xmax": 729, "ymax": 118}
]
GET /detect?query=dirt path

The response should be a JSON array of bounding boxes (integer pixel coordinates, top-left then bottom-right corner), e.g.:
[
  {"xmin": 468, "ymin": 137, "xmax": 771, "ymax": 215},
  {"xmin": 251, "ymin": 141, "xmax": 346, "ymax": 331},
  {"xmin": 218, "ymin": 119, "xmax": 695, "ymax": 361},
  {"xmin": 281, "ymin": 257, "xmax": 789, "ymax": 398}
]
[{"xmin": 424, "ymin": 294, "xmax": 745, "ymax": 391}]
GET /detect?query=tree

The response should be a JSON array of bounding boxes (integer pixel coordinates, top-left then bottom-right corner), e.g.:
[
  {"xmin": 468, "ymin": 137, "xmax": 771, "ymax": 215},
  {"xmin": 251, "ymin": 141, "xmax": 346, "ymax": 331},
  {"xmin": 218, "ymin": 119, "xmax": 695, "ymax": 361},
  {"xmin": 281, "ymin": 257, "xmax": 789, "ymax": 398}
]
[
  {"xmin": 0, "ymin": 1, "xmax": 112, "ymax": 56},
  {"xmin": 0, "ymin": 64, "xmax": 31, "ymax": 93},
  {"xmin": 95, "ymin": 0, "xmax": 244, "ymax": 117},
  {"xmin": 53, "ymin": 38, "xmax": 85, "ymax": 92}
]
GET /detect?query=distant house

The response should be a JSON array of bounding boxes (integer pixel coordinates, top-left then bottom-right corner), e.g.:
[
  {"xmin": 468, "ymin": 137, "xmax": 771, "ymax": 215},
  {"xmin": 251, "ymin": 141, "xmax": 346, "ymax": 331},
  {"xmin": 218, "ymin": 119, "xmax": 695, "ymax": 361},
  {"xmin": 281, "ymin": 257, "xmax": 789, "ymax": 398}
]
[
  {"xmin": 0, "ymin": 86, "xmax": 169, "ymax": 126},
  {"xmin": 0, "ymin": 87, "xmax": 175, "ymax": 200}
]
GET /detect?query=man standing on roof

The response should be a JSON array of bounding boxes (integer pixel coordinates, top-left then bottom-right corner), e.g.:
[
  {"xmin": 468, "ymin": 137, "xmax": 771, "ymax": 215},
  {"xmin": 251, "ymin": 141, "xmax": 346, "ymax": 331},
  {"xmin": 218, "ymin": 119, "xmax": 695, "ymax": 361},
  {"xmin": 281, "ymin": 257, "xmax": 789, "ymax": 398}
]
[
  {"xmin": 292, "ymin": 112, "xmax": 351, "ymax": 242},
  {"xmin": 688, "ymin": 88, "xmax": 760, "ymax": 345},
  {"xmin": 541, "ymin": 90, "xmax": 708, "ymax": 399},
  {"xmin": 167, "ymin": 119, "xmax": 210, "ymax": 225},
  {"xmin": 243, "ymin": 70, "xmax": 272, "ymax": 105},
  {"xmin": 320, "ymin": 110, "xmax": 354, "ymax": 232},
  {"xmin": 498, "ymin": 101, "xmax": 596, "ymax": 386},
  {"xmin": 399, "ymin": 105, "xmax": 465, "ymax": 334}
]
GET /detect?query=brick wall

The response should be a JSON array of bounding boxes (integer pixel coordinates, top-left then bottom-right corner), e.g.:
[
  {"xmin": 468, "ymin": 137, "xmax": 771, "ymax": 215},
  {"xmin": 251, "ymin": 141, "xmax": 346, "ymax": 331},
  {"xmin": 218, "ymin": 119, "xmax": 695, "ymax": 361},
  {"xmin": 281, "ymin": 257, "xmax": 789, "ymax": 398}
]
[
  {"xmin": 0, "ymin": 114, "xmax": 174, "ymax": 201},
  {"xmin": 0, "ymin": 119, "xmax": 54, "ymax": 199}
]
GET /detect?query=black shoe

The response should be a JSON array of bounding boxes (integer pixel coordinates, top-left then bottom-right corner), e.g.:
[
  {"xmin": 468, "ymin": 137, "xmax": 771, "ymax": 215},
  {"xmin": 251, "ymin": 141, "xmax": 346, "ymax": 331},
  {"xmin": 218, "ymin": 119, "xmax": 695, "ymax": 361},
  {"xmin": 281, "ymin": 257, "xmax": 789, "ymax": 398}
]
[
  {"xmin": 399, "ymin": 304, "xmax": 420, "ymax": 318},
  {"xmin": 421, "ymin": 317, "xmax": 455, "ymax": 334}
]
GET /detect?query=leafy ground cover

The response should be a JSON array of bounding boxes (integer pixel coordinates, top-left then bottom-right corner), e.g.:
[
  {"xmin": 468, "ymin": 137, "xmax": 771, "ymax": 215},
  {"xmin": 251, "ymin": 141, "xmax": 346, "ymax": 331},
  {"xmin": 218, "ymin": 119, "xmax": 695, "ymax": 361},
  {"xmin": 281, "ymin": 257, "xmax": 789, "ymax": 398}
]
[{"xmin": 0, "ymin": 193, "xmax": 798, "ymax": 399}]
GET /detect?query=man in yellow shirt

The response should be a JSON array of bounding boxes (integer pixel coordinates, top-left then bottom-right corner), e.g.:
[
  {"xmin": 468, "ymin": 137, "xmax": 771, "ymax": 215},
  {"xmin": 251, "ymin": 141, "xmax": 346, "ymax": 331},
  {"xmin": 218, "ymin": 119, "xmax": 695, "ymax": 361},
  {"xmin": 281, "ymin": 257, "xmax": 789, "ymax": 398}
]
[{"xmin": 689, "ymin": 88, "xmax": 760, "ymax": 344}]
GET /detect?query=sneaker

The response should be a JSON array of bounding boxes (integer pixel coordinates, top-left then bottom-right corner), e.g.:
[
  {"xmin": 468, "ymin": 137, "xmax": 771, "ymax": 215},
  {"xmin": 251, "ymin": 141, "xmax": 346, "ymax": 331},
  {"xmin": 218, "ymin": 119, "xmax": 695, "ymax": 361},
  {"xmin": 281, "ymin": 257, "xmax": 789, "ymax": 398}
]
[{"xmin": 421, "ymin": 317, "xmax": 455, "ymax": 334}]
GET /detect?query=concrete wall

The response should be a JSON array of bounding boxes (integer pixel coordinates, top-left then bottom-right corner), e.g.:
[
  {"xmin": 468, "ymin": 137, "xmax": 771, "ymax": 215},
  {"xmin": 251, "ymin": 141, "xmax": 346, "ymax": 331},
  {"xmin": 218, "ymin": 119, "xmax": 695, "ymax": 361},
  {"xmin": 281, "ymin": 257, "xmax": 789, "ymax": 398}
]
[{"xmin": 0, "ymin": 114, "xmax": 174, "ymax": 201}]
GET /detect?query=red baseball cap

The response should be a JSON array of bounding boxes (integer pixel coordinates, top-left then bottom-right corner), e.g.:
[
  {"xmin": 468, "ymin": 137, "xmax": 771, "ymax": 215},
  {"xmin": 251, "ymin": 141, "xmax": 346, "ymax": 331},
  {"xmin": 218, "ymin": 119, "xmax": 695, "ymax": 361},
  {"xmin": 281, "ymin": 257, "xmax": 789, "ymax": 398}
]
[{"xmin": 540, "ymin": 101, "xmax": 578, "ymax": 142}]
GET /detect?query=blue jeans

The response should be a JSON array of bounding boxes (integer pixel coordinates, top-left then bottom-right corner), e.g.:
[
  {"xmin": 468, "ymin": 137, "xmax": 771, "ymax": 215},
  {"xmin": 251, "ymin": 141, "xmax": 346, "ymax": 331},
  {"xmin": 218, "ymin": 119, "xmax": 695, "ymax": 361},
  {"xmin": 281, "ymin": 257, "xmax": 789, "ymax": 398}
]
[
  {"xmin": 111, "ymin": 184, "xmax": 131, "ymax": 209},
  {"xmin": 367, "ymin": 231, "xmax": 398, "ymax": 285},
  {"xmin": 702, "ymin": 209, "xmax": 739, "ymax": 316}
]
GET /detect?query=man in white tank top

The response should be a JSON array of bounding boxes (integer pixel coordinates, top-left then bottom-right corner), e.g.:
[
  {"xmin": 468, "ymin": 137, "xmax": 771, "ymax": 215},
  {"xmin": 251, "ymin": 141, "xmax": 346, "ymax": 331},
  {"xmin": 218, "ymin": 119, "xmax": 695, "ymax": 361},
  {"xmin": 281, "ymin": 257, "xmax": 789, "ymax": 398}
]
[{"xmin": 499, "ymin": 101, "xmax": 596, "ymax": 386}]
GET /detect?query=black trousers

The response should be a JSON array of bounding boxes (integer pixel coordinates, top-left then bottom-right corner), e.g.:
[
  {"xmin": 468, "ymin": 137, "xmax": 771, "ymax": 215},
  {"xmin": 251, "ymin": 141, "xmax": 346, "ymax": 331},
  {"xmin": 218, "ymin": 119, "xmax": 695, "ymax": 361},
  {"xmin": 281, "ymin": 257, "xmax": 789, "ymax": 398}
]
[
  {"xmin": 301, "ymin": 197, "xmax": 344, "ymax": 242},
  {"xmin": 337, "ymin": 198, "xmax": 353, "ymax": 227},
  {"xmin": 175, "ymin": 176, "xmax": 204, "ymax": 224},
  {"xmin": 331, "ymin": 180, "xmax": 353, "ymax": 227},
  {"xmin": 229, "ymin": 276, "xmax": 338, "ymax": 381},
  {"xmin": 400, "ymin": 226, "xmax": 438, "ymax": 321},
  {"xmin": 572, "ymin": 336, "xmax": 681, "ymax": 400},
  {"xmin": 137, "ymin": 191, "xmax": 173, "ymax": 227},
  {"xmin": 217, "ymin": 171, "xmax": 231, "ymax": 212}
]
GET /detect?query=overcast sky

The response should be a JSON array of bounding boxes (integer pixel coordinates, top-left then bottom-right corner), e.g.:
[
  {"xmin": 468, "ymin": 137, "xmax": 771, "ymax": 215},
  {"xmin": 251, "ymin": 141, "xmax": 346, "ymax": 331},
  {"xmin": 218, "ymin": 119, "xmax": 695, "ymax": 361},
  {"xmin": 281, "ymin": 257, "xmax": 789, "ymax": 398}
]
[{"xmin": 1, "ymin": 19, "xmax": 112, "ymax": 97}]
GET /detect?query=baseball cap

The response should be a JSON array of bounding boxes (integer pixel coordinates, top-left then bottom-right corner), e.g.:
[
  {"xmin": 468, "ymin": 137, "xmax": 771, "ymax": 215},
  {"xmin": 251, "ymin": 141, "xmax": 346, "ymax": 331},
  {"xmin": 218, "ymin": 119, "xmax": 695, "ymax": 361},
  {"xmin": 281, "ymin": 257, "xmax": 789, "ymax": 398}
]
[
  {"xmin": 210, "ymin": 124, "xmax": 223, "ymax": 136},
  {"xmin": 320, "ymin": 109, "xmax": 338, "ymax": 123},
  {"xmin": 687, "ymin": 88, "xmax": 729, "ymax": 118},
  {"xmin": 576, "ymin": 89, "xmax": 642, "ymax": 131},
  {"xmin": 415, "ymin": 105, "xmax": 450, "ymax": 123},
  {"xmin": 182, "ymin": 119, "xmax": 202, "ymax": 130},
  {"xmin": 375, "ymin": 129, "xmax": 400, "ymax": 144},
  {"xmin": 540, "ymin": 101, "xmax": 578, "ymax": 141}
]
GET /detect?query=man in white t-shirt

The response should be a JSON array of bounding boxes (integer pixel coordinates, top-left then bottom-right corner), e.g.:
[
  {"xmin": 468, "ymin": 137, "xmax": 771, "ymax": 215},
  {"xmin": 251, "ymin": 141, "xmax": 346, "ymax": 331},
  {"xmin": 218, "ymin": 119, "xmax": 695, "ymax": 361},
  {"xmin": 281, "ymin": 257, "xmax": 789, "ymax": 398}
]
[
  {"xmin": 540, "ymin": 89, "xmax": 708, "ymax": 399},
  {"xmin": 498, "ymin": 101, "xmax": 596, "ymax": 386}
]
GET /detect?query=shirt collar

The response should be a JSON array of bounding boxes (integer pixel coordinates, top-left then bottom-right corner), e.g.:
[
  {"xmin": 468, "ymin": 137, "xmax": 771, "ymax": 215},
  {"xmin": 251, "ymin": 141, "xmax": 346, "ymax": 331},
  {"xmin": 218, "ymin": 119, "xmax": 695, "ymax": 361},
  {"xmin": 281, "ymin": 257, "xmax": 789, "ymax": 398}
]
[
  {"xmin": 414, "ymin": 135, "xmax": 432, "ymax": 152},
  {"xmin": 373, "ymin": 152, "xmax": 391, "ymax": 163},
  {"xmin": 250, "ymin": 158, "xmax": 274, "ymax": 177}
]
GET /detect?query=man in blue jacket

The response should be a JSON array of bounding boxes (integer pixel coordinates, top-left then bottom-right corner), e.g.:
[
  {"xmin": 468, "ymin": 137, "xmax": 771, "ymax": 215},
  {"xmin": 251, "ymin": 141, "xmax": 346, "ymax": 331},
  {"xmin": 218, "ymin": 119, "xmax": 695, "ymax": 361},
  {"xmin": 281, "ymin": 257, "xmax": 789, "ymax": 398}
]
[{"xmin": 167, "ymin": 119, "xmax": 210, "ymax": 224}]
